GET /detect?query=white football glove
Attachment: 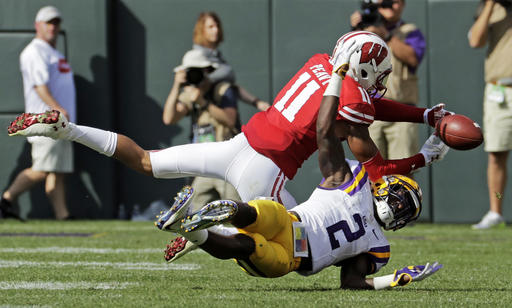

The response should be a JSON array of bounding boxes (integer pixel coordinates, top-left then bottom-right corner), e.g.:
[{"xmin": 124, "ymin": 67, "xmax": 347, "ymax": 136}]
[
  {"xmin": 331, "ymin": 40, "xmax": 360, "ymax": 78},
  {"xmin": 420, "ymin": 134, "xmax": 449, "ymax": 166},
  {"xmin": 423, "ymin": 103, "xmax": 455, "ymax": 127}
]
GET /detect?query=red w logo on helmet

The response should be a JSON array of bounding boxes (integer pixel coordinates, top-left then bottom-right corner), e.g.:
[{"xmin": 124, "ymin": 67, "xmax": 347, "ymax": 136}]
[{"xmin": 359, "ymin": 42, "xmax": 388, "ymax": 65}]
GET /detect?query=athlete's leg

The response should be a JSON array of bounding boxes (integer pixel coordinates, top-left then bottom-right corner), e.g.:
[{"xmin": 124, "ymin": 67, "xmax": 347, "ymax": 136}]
[
  {"xmin": 150, "ymin": 134, "xmax": 246, "ymax": 180},
  {"xmin": 8, "ymin": 112, "xmax": 153, "ymax": 177},
  {"xmin": 200, "ymin": 232, "xmax": 255, "ymax": 260},
  {"xmin": 179, "ymin": 201, "xmax": 257, "ymax": 259},
  {"xmin": 224, "ymin": 135, "xmax": 298, "ymax": 208}
]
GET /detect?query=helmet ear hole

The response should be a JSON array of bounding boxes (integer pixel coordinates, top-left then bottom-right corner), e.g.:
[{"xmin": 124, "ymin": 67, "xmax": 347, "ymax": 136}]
[{"xmin": 361, "ymin": 69, "xmax": 368, "ymax": 79}]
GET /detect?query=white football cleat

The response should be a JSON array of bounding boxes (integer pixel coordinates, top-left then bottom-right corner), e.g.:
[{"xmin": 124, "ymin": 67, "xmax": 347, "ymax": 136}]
[
  {"xmin": 181, "ymin": 200, "xmax": 238, "ymax": 232},
  {"xmin": 8, "ymin": 110, "xmax": 70, "ymax": 139},
  {"xmin": 155, "ymin": 186, "xmax": 194, "ymax": 232}
]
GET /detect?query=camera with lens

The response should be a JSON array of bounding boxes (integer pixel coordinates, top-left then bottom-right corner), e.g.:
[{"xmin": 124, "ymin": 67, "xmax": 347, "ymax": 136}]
[
  {"xmin": 354, "ymin": 0, "xmax": 395, "ymax": 30},
  {"xmin": 185, "ymin": 67, "xmax": 205, "ymax": 85}
]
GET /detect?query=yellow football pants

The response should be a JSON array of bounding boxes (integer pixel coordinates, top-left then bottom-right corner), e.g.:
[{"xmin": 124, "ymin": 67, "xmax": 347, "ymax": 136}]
[{"xmin": 236, "ymin": 199, "xmax": 301, "ymax": 278}]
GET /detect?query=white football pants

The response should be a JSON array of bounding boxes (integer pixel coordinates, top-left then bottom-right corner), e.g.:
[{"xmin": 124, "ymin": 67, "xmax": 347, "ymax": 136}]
[{"xmin": 149, "ymin": 133, "xmax": 297, "ymax": 209}]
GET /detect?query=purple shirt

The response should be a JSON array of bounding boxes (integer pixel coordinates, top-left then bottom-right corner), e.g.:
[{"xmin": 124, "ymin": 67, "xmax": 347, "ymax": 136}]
[{"xmin": 388, "ymin": 20, "xmax": 426, "ymax": 73}]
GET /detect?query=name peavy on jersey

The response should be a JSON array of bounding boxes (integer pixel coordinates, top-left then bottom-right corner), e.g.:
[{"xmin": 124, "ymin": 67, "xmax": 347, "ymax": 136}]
[
  {"xmin": 292, "ymin": 159, "xmax": 390, "ymax": 276},
  {"xmin": 242, "ymin": 54, "xmax": 376, "ymax": 180}
]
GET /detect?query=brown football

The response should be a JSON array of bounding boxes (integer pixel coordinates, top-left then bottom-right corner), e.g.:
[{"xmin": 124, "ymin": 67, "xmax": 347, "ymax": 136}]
[{"xmin": 435, "ymin": 114, "xmax": 483, "ymax": 150}]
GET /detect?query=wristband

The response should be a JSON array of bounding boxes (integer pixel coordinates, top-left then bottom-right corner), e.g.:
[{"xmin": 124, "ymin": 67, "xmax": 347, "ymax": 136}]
[
  {"xmin": 422, "ymin": 108, "xmax": 429, "ymax": 124},
  {"xmin": 323, "ymin": 73, "xmax": 342, "ymax": 97},
  {"xmin": 373, "ymin": 274, "xmax": 394, "ymax": 290}
]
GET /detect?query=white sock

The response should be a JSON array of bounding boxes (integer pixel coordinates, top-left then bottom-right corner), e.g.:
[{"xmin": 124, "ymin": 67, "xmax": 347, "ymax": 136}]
[
  {"xmin": 67, "ymin": 123, "xmax": 118, "ymax": 157},
  {"xmin": 208, "ymin": 225, "xmax": 239, "ymax": 236},
  {"xmin": 182, "ymin": 229, "xmax": 208, "ymax": 245}
]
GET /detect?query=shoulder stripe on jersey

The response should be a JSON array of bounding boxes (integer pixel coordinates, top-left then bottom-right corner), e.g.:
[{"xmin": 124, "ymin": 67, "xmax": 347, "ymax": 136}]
[
  {"xmin": 343, "ymin": 106, "xmax": 374, "ymax": 121},
  {"xmin": 338, "ymin": 108, "xmax": 374, "ymax": 125},
  {"xmin": 341, "ymin": 164, "xmax": 368, "ymax": 196},
  {"xmin": 317, "ymin": 163, "xmax": 368, "ymax": 196},
  {"xmin": 338, "ymin": 110, "xmax": 372, "ymax": 124}
]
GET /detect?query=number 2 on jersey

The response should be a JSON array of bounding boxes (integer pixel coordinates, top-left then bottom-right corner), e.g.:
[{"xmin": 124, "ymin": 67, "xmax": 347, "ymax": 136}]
[
  {"xmin": 326, "ymin": 213, "xmax": 366, "ymax": 249},
  {"xmin": 274, "ymin": 72, "xmax": 320, "ymax": 122}
]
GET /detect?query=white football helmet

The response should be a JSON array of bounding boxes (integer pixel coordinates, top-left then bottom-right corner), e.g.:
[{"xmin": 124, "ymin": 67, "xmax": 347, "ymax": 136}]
[
  {"xmin": 372, "ymin": 175, "xmax": 422, "ymax": 231},
  {"xmin": 335, "ymin": 31, "xmax": 392, "ymax": 97}
]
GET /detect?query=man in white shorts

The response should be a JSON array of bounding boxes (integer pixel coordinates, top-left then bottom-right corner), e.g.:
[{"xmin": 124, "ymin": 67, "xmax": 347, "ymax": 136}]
[{"xmin": 1, "ymin": 6, "xmax": 75, "ymax": 220}]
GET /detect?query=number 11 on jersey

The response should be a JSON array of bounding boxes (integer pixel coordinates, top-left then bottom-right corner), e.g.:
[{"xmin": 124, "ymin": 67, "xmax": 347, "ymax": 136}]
[{"xmin": 274, "ymin": 72, "xmax": 320, "ymax": 122}]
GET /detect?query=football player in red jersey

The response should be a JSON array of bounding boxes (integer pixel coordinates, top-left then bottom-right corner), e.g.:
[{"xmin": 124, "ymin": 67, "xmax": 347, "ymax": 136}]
[
  {"xmin": 317, "ymin": 31, "xmax": 449, "ymax": 183},
  {"xmin": 8, "ymin": 31, "xmax": 450, "ymax": 260}
]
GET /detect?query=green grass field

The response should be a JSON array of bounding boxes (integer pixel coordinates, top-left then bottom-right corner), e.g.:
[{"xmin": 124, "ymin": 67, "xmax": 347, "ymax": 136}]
[{"xmin": 0, "ymin": 220, "xmax": 511, "ymax": 307}]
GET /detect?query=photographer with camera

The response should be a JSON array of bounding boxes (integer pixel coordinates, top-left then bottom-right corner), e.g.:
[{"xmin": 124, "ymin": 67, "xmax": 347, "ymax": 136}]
[
  {"xmin": 469, "ymin": 0, "xmax": 512, "ymax": 229},
  {"xmin": 351, "ymin": 0, "xmax": 426, "ymax": 176},
  {"xmin": 163, "ymin": 49, "xmax": 241, "ymax": 207},
  {"xmin": 191, "ymin": 11, "xmax": 270, "ymax": 112}
]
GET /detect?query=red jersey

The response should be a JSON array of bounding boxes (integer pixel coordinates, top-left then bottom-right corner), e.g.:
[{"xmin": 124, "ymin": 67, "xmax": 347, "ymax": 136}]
[{"xmin": 242, "ymin": 54, "xmax": 376, "ymax": 179}]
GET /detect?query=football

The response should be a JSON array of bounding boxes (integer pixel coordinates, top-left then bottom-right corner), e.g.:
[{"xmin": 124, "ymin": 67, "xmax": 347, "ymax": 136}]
[{"xmin": 435, "ymin": 114, "xmax": 483, "ymax": 150}]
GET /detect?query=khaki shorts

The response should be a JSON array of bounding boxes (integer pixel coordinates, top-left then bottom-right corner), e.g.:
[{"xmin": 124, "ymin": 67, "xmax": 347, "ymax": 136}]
[
  {"xmin": 30, "ymin": 137, "xmax": 74, "ymax": 173},
  {"xmin": 368, "ymin": 120, "xmax": 418, "ymax": 159},
  {"xmin": 483, "ymin": 82, "xmax": 512, "ymax": 152},
  {"xmin": 190, "ymin": 177, "xmax": 240, "ymax": 211}
]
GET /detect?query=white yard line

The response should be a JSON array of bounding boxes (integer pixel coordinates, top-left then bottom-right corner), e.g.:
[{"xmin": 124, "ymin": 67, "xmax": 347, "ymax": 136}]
[
  {"xmin": 0, "ymin": 247, "xmax": 205, "ymax": 254},
  {"xmin": 0, "ymin": 260, "xmax": 200, "ymax": 271},
  {"xmin": 0, "ymin": 281, "xmax": 138, "ymax": 290},
  {"xmin": 0, "ymin": 247, "xmax": 162, "ymax": 254}
]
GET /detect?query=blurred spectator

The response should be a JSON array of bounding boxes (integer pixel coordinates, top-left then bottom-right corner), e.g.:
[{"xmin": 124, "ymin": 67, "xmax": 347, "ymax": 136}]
[
  {"xmin": 191, "ymin": 11, "xmax": 270, "ymax": 111},
  {"xmin": 469, "ymin": 0, "xmax": 511, "ymax": 229},
  {"xmin": 1, "ymin": 6, "xmax": 75, "ymax": 220},
  {"xmin": 351, "ymin": 0, "xmax": 426, "ymax": 176},
  {"xmin": 162, "ymin": 49, "xmax": 241, "ymax": 208}
]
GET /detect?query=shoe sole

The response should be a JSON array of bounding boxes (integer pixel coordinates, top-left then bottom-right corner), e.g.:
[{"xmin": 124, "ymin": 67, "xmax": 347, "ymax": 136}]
[
  {"xmin": 155, "ymin": 186, "xmax": 194, "ymax": 232},
  {"xmin": 181, "ymin": 200, "xmax": 237, "ymax": 233},
  {"xmin": 164, "ymin": 237, "xmax": 197, "ymax": 263},
  {"xmin": 471, "ymin": 222, "xmax": 506, "ymax": 230},
  {"xmin": 8, "ymin": 110, "xmax": 62, "ymax": 137}
]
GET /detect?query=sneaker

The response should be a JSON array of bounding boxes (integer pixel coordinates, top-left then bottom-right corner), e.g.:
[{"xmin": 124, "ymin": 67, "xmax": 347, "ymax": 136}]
[
  {"xmin": 164, "ymin": 237, "xmax": 197, "ymax": 263},
  {"xmin": 154, "ymin": 186, "xmax": 194, "ymax": 232},
  {"xmin": 181, "ymin": 200, "xmax": 238, "ymax": 233},
  {"xmin": 0, "ymin": 197, "xmax": 25, "ymax": 222},
  {"xmin": 472, "ymin": 211, "xmax": 506, "ymax": 230},
  {"xmin": 7, "ymin": 110, "xmax": 69, "ymax": 138}
]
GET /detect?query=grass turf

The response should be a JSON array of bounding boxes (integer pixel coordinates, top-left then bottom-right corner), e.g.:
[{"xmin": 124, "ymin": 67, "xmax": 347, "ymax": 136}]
[{"xmin": 0, "ymin": 220, "xmax": 510, "ymax": 307}]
